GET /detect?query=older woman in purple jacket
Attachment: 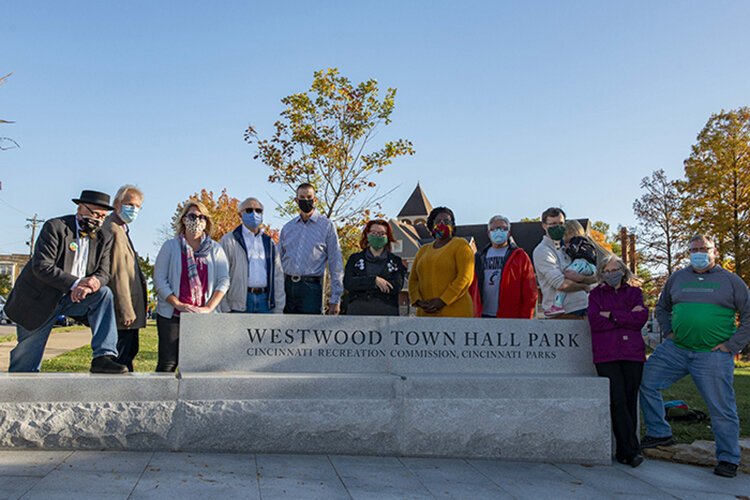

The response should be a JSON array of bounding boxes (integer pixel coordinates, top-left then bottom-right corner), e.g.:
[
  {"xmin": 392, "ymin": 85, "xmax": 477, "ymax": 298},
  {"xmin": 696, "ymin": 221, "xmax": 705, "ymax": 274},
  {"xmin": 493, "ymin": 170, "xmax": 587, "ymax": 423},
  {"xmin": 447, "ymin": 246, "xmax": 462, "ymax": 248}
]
[{"xmin": 587, "ymin": 254, "xmax": 648, "ymax": 468}]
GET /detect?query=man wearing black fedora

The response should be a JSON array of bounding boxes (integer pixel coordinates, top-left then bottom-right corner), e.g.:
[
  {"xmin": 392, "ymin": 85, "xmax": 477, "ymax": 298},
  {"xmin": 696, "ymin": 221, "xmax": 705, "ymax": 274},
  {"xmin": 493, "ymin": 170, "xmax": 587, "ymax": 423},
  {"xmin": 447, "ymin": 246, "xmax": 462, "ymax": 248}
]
[{"xmin": 5, "ymin": 190, "xmax": 128, "ymax": 374}]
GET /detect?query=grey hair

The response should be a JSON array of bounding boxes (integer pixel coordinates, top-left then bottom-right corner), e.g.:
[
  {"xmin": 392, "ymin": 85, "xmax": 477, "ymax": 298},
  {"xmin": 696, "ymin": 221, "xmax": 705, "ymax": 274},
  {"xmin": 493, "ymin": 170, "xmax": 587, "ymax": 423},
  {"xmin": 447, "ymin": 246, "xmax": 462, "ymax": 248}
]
[
  {"xmin": 487, "ymin": 215, "xmax": 511, "ymax": 230},
  {"xmin": 113, "ymin": 185, "xmax": 143, "ymax": 205},
  {"xmin": 689, "ymin": 234, "xmax": 715, "ymax": 247},
  {"xmin": 239, "ymin": 197, "xmax": 264, "ymax": 211},
  {"xmin": 596, "ymin": 253, "xmax": 634, "ymax": 285}
]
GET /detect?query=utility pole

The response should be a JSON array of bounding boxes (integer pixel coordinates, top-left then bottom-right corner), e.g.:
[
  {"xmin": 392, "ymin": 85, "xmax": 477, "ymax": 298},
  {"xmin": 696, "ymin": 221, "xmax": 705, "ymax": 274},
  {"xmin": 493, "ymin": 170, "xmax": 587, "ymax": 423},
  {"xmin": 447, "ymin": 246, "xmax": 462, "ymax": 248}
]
[{"xmin": 26, "ymin": 214, "xmax": 44, "ymax": 257}]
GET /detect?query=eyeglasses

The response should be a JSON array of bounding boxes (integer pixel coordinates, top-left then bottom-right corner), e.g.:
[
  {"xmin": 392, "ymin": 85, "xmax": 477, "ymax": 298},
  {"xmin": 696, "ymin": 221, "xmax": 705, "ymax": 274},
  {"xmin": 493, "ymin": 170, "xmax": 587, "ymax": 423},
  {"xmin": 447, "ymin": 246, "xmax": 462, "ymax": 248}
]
[
  {"xmin": 82, "ymin": 204, "xmax": 108, "ymax": 220},
  {"xmin": 369, "ymin": 231, "xmax": 388, "ymax": 237},
  {"xmin": 434, "ymin": 218, "xmax": 452, "ymax": 225},
  {"xmin": 243, "ymin": 208, "xmax": 263, "ymax": 214},
  {"xmin": 184, "ymin": 213, "xmax": 207, "ymax": 222},
  {"xmin": 688, "ymin": 246, "xmax": 714, "ymax": 253}
]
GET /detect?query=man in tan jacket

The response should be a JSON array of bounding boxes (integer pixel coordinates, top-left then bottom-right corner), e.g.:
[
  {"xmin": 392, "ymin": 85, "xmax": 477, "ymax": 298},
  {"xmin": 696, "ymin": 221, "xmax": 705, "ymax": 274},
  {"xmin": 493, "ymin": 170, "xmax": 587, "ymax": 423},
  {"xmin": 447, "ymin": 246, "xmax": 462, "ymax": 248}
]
[{"xmin": 104, "ymin": 185, "xmax": 148, "ymax": 371}]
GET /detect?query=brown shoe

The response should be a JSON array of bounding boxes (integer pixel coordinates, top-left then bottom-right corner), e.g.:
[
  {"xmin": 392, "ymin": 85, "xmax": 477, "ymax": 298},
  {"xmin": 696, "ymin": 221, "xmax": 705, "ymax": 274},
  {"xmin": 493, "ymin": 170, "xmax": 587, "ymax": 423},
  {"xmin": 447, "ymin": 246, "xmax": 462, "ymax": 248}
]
[{"xmin": 90, "ymin": 356, "xmax": 128, "ymax": 374}]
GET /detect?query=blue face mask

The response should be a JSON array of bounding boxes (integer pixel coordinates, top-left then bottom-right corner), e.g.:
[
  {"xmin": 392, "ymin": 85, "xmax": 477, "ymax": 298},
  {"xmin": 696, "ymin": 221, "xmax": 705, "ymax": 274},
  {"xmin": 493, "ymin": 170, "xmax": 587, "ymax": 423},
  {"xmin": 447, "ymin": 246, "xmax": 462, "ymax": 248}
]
[
  {"xmin": 242, "ymin": 211, "xmax": 263, "ymax": 229},
  {"xmin": 119, "ymin": 205, "xmax": 140, "ymax": 224},
  {"xmin": 690, "ymin": 252, "xmax": 711, "ymax": 270},
  {"xmin": 489, "ymin": 228, "xmax": 509, "ymax": 245}
]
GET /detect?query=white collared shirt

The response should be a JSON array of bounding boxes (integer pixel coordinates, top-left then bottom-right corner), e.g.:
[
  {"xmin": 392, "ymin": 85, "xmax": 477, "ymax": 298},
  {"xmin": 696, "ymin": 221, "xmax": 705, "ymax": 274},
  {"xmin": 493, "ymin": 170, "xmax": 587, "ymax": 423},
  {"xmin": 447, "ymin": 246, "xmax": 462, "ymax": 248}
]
[
  {"xmin": 71, "ymin": 219, "xmax": 91, "ymax": 287},
  {"xmin": 242, "ymin": 225, "xmax": 268, "ymax": 288}
]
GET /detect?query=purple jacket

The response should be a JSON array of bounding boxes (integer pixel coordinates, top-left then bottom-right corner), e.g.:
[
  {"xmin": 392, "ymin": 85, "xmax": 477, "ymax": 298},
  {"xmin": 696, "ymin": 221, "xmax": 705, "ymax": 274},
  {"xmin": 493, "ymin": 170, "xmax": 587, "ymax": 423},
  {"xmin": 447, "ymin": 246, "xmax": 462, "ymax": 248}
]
[{"xmin": 587, "ymin": 283, "xmax": 648, "ymax": 364}]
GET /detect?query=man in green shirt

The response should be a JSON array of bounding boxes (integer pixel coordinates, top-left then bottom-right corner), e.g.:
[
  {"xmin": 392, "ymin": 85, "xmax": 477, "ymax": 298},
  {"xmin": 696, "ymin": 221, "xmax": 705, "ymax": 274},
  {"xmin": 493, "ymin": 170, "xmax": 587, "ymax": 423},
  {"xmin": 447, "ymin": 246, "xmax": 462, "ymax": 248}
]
[{"xmin": 640, "ymin": 235, "xmax": 750, "ymax": 478}]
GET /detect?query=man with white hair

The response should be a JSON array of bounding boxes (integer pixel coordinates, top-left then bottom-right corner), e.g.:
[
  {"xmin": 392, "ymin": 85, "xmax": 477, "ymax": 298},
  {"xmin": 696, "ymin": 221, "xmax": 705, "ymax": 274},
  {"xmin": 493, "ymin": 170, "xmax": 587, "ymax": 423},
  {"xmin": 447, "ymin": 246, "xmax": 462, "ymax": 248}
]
[
  {"xmin": 220, "ymin": 197, "xmax": 284, "ymax": 313},
  {"xmin": 103, "ymin": 185, "xmax": 148, "ymax": 371},
  {"xmin": 641, "ymin": 234, "xmax": 750, "ymax": 478},
  {"xmin": 469, "ymin": 215, "xmax": 538, "ymax": 318}
]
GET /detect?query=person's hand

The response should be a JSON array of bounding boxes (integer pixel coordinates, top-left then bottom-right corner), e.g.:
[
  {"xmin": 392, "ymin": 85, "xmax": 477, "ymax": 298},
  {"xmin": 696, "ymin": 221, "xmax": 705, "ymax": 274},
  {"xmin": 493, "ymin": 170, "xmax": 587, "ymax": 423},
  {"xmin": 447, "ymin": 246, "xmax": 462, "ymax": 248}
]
[
  {"xmin": 123, "ymin": 315, "xmax": 136, "ymax": 327},
  {"xmin": 631, "ymin": 305, "xmax": 645, "ymax": 312},
  {"xmin": 327, "ymin": 303, "xmax": 340, "ymax": 315},
  {"xmin": 599, "ymin": 311, "xmax": 611, "ymax": 319},
  {"xmin": 174, "ymin": 302, "xmax": 192, "ymax": 313},
  {"xmin": 711, "ymin": 343, "xmax": 732, "ymax": 353},
  {"xmin": 564, "ymin": 270, "xmax": 584, "ymax": 282},
  {"xmin": 79, "ymin": 276, "xmax": 101, "ymax": 293},
  {"xmin": 374, "ymin": 277, "xmax": 393, "ymax": 293},
  {"xmin": 191, "ymin": 306, "xmax": 213, "ymax": 314},
  {"xmin": 70, "ymin": 284, "xmax": 93, "ymax": 303},
  {"xmin": 422, "ymin": 298, "xmax": 446, "ymax": 314}
]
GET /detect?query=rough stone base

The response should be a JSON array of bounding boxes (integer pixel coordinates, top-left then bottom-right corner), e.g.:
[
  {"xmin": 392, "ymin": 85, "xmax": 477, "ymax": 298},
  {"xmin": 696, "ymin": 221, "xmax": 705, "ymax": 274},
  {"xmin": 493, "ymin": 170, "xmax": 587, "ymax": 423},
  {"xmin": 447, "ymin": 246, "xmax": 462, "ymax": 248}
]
[
  {"xmin": 643, "ymin": 438, "xmax": 750, "ymax": 473},
  {"xmin": 0, "ymin": 373, "xmax": 611, "ymax": 463}
]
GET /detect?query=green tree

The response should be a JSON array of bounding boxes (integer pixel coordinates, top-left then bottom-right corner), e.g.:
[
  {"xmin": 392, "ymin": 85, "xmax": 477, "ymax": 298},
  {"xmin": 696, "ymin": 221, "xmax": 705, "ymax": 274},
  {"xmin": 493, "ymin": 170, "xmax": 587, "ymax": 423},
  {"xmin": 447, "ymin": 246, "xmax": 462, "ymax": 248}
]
[
  {"xmin": 244, "ymin": 68, "xmax": 414, "ymax": 256},
  {"xmin": 0, "ymin": 273, "xmax": 11, "ymax": 297},
  {"xmin": 680, "ymin": 108, "xmax": 750, "ymax": 282},
  {"xmin": 633, "ymin": 169, "xmax": 685, "ymax": 276}
]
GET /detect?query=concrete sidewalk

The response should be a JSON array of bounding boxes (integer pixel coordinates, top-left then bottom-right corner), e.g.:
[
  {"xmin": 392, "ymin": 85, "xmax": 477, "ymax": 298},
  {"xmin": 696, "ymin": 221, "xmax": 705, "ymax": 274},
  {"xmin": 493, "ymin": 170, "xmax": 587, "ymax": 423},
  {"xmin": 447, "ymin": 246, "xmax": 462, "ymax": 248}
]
[
  {"xmin": 0, "ymin": 326, "xmax": 91, "ymax": 371},
  {"xmin": 0, "ymin": 450, "xmax": 746, "ymax": 499}
]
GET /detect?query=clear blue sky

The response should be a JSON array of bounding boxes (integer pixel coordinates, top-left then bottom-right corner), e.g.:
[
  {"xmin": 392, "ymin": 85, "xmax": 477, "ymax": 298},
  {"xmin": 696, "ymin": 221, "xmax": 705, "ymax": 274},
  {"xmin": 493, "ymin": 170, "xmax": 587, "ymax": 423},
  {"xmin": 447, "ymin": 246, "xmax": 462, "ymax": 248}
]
[{"xmin": 2, "ymin": 1, "xmax": 749, "ymax": 258}]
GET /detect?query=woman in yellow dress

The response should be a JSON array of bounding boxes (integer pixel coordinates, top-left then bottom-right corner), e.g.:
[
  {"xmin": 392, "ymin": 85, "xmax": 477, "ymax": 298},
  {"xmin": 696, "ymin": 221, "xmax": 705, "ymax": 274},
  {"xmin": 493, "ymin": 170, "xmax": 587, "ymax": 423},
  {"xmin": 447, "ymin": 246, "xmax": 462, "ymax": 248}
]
[{"xmin": 409, "ymin": 207, "xmax": 475, "ymax": 317}]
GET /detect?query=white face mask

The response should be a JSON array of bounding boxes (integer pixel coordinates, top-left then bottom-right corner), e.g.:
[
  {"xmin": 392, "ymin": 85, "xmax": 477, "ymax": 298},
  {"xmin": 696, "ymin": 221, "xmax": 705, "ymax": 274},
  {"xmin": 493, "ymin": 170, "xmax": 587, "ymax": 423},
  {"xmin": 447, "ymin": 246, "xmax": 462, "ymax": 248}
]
[{"xmin": 183, "ymin": 216, "xmax": 207, "ymax": 237}]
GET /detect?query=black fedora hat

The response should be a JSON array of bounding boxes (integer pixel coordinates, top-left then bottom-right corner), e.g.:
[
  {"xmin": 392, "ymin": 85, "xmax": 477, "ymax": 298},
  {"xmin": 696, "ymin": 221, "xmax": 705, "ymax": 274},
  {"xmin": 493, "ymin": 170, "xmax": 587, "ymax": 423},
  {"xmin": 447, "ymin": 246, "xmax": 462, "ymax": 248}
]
[{"xmin": 72, "ymin": 190, "xmax": 114, "ymax": 211}]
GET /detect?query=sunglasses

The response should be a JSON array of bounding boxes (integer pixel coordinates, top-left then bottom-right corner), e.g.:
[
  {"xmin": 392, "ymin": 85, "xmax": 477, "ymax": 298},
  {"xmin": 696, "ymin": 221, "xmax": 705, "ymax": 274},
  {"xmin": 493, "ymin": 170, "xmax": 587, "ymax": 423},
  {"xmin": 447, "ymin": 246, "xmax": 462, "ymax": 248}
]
[
  {"xmin": 184, "ymin": 213, "xmax": 207, "ymax": 222},
  {"xmin": 243, "ymin": 208, "xmax": 263, "ymax": 214}
]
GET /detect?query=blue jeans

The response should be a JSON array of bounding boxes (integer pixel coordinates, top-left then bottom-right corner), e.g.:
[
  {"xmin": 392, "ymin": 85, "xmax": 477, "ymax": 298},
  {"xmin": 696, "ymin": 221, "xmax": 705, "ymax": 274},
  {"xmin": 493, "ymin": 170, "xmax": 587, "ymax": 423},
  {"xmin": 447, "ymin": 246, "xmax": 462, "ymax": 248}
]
[
  {"xmin": 283, "ymin": 278, "xmax": 323, "ymax": 314},
  {"xmin": 640, "ymin": 339, "xmax": 740, "ymax": 464},
  {"xmin": 245, "ymin": 292, "xmax": 271, "ymax": 314},
  {"xmin": 9, "ymin": 287, "xmax": 119, "ymax": 372}
]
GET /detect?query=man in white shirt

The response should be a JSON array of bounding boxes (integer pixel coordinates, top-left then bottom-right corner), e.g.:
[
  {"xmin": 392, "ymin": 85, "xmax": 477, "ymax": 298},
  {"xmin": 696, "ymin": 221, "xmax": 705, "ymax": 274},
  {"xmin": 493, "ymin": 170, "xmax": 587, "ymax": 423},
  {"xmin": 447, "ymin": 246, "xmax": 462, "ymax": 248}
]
[
  {"xmin": 5, "ymin": 190, "xmax": 127, "ymax": 373},
  {"xmin": 219, "ymin": 197, "xmax": 285, "ymax": 314},
  {"xmin": 532, "ymin": 207, "xmax": 591, "ymax": 317}
]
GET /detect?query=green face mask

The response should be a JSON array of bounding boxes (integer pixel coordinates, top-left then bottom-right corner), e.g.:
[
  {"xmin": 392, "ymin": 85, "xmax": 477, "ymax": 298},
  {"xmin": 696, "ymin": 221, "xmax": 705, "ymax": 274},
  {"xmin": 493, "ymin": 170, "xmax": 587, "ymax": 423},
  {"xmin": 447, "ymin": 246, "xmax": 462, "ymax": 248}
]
[
  {"xmin": 367, "ymin": 234, "xmax": 388, "ymax": 250},
  {"xmin": 547, "ymin": 225, "xmax": 566, "ymax": 241}
]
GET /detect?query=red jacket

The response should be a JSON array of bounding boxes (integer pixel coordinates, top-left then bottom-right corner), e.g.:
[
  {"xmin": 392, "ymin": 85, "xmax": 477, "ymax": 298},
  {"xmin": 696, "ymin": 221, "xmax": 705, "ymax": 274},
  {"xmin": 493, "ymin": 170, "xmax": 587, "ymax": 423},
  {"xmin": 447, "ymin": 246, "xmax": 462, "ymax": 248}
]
[{"xmin": 469, "ymin": 243, "xmax": 538, "ymax": 319}]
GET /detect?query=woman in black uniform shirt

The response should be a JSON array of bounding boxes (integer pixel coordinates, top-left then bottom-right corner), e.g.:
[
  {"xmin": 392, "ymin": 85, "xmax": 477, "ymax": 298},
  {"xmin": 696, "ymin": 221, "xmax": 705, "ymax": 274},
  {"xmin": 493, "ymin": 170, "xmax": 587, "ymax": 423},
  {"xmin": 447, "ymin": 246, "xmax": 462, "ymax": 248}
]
[{"xmin": 344, "ymin": 220, "xmax": 406, "ymax": 316}]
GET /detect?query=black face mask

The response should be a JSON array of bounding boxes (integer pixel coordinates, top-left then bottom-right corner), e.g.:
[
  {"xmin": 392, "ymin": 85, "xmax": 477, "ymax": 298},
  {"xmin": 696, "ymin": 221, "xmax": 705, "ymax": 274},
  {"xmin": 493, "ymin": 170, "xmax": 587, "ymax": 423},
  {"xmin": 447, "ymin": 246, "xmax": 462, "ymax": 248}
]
[
  {"xmin": 297, "ymin": 199, "xmax": 315, "ymax": 214},
  {"xmin": 78, "ymin": 216, "xmax": 103, "ymax": 237}
]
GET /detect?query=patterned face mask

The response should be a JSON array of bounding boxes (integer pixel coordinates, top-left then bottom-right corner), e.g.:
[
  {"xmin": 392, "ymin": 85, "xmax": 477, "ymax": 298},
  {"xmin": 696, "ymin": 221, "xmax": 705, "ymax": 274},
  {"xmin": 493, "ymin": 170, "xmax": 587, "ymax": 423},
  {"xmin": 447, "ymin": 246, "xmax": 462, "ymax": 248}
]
[
  {"xmin": 432, "ymin": 223, "xmax": 453, "ymax": 240},
  {"xmin": 183, "ymin": 216, "xmax": 207, "ymax": 237}
]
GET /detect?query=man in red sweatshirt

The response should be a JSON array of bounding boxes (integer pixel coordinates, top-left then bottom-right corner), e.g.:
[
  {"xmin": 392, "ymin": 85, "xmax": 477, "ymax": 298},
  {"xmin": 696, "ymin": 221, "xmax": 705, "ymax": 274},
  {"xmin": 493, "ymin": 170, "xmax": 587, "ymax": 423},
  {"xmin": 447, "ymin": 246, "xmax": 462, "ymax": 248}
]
[{"xmin": 470, "ymin": 215, "xmax": 538, "ymax": 319}]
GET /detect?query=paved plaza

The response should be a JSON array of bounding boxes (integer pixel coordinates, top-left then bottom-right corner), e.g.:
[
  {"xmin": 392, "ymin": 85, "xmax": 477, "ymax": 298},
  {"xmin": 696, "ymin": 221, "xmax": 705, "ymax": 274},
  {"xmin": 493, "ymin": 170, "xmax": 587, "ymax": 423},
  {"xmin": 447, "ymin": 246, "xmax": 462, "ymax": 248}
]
[{"xmin": 0, "ymin": 450, "xmax": 747, "ymax": 499}]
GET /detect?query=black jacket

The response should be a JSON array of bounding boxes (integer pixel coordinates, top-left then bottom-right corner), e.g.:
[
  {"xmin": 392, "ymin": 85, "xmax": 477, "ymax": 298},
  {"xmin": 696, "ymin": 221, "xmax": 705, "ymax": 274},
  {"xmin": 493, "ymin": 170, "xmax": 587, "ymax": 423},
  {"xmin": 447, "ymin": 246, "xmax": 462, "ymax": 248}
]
[
  {"xmin": 343, "ymin": 250, "xmax": 406, "ymax": 308},
  {"xmin": 5, "ymin": 215, "xmax": 114, "ymax": 330}
]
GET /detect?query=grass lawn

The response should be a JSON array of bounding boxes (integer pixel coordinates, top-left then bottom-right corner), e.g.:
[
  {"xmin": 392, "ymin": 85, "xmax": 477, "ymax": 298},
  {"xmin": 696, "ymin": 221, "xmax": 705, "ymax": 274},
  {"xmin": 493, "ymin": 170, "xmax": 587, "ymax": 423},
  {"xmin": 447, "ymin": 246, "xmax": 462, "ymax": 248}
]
[
  {"xmin": 41, "ymin": 322, "xmax": 159, "ymax": 372},
  {"xmin": 653, "ymin": 364, "xmax": 750, "ymax": 443}
]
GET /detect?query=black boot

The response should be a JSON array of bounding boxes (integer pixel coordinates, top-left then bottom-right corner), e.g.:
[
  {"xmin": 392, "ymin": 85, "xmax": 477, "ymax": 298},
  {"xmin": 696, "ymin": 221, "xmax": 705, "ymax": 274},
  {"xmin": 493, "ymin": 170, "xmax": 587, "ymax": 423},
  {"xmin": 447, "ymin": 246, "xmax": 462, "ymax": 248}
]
[{"xmin": 90, "ymin": 356, "xmax": 128, "ymax": 374}]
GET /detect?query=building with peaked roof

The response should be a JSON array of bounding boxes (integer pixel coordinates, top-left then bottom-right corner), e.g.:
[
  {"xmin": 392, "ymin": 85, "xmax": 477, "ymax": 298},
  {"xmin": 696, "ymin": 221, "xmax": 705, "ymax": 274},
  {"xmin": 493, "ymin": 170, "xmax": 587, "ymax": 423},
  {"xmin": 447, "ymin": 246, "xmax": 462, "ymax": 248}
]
[{"xmin": 397, "ymin": 182, "xmax": 433, "ymax": 226}]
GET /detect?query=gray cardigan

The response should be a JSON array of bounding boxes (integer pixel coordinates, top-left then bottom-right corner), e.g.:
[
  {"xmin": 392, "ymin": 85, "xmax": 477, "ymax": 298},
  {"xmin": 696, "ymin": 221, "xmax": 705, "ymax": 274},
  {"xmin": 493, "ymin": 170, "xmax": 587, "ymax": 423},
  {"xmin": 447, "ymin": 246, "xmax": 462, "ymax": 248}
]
[{"xmin": 154, "ymin": 237, "xmax": 230, "ymax": 319}]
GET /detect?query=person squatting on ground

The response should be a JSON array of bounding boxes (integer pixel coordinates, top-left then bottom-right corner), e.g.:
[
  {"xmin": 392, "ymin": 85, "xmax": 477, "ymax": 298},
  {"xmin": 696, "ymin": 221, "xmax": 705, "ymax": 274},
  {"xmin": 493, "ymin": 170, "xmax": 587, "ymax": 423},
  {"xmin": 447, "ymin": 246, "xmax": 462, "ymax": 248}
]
[{"xmin": 5, "ymin": 190, "xmax": 128, "ymax": 374}]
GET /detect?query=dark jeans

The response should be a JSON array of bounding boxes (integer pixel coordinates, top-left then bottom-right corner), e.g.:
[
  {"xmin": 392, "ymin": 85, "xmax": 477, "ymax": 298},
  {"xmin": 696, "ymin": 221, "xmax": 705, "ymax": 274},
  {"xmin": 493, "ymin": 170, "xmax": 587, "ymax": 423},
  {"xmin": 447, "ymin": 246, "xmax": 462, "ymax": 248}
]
[
  {"xmin": 283, "ymin": 278, "xmax": 323, "ymax": 314},
  {"xmin": 596, "ymin": 360, "xmax": 644, "ymax": 460},
  {"xmin": 156, "ymin": 314, "xmax": 180, "ymax": 372},
  {"xmin": 116, "ymin": 328, "xmax": 139, "ymax": 372}
]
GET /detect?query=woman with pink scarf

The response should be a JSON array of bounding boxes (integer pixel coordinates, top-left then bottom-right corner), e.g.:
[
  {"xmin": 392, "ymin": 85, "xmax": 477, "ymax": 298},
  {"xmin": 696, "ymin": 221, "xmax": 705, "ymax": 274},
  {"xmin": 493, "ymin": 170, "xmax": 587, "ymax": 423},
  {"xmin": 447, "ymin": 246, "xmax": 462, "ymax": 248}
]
[{"xmin": 153, "ymin": 201, "xmax": 230, "ymax": 372}]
